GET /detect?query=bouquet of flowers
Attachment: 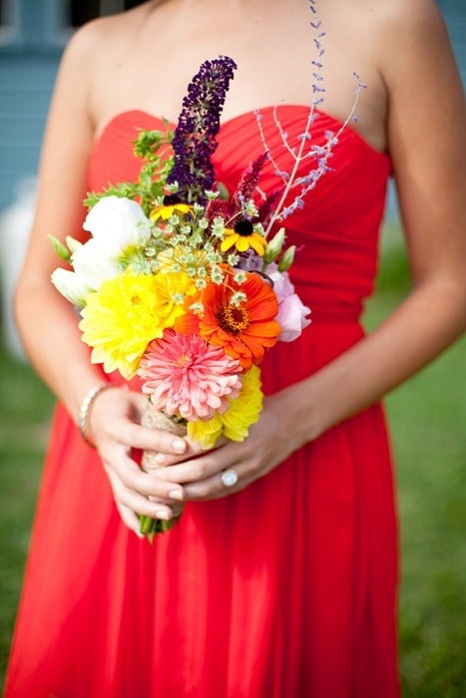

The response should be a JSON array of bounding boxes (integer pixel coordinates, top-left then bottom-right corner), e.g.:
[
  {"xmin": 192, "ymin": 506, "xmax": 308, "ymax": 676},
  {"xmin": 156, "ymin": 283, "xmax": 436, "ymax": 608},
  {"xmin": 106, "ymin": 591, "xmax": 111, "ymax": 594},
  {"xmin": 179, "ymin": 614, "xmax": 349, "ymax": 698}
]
[{"xmin": 50, "ymin": 47, "xmax": 362, "ymax": 538}]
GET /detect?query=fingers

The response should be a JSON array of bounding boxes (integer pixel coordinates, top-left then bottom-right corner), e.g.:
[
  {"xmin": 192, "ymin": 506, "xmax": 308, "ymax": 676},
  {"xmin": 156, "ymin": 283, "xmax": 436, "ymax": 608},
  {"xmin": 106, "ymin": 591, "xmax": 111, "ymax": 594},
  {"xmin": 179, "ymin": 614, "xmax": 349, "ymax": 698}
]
[
  {"xmin": 87, "ymin": 387, "xmax": 195, "ymax": 533},
  {"xmin": 103, "ymin": 449, "xmax": 184, "ymax": 501},
  {"xmin": 143, "ymin": 435, "xmax": 213, "ymax": 468},
  {"xmin": 90, "ymin": 387, "xmax": 189, "ymax": 458},
  {"xmin": 182, "ymin": 470, "xmax": 255, "ymax": 501},
  {"xmin": 152, "ymin": 441, "xmax": 256, "ymax": 497},
  {"xmin": 105, "ymin": 460, "xmax": 179, "ymax": 523},
  {"xmin": 152, "ymin": 447, "xmax": 226, "ymax": 484},
  {"xmin": 115, "ymin": 502, "xmax": 144, "ymax": 537}
]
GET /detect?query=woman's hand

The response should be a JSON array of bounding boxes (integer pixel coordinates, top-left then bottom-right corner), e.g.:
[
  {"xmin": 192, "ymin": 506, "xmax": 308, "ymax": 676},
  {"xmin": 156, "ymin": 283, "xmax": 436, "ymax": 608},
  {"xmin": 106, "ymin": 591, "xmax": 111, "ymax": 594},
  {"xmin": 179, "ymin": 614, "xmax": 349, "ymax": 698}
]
[
  {"xmin": 88, "ymin": 386, "xmax": 187, "ymax": 535},
  {"xmin": 152, "ymin": 393, "xmax": 307, "ymax": 502}
]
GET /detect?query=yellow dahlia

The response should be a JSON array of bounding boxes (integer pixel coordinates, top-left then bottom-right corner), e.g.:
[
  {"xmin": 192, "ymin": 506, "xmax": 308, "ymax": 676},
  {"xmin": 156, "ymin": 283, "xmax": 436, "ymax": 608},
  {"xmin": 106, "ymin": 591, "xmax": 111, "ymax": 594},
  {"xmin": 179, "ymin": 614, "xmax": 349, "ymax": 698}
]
[
  {"xmin": 151, "ymin": 270, "xmax": 197, "ymax": 326},
  {"xmin": 79, "ymin": 270, "xmax": 166, "ymax": 379},
  {"xmin": 187, "ymin": 365, "xmax": 263, "ymax": 449}
]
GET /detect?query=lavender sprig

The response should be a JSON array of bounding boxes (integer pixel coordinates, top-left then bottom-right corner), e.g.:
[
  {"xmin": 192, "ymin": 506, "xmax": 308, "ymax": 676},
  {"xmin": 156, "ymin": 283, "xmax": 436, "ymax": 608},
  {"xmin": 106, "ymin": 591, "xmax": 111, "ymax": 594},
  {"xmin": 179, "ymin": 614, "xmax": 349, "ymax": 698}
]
[
  {"xmin": 253, "ymin": 1, "xmax": 366, "ymax": 235},
  {"xmin": 167, "ymin": 56, "xmax": 237, "ymax": 205}
]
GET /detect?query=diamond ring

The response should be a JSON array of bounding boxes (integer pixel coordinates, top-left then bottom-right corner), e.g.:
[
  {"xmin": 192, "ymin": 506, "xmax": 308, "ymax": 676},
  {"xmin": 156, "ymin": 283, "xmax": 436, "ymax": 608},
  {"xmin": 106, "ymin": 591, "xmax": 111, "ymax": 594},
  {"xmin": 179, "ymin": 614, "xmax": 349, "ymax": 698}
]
[{"xmin": 221, "ymin": 469, "xmax": 239, "ymax": 487}]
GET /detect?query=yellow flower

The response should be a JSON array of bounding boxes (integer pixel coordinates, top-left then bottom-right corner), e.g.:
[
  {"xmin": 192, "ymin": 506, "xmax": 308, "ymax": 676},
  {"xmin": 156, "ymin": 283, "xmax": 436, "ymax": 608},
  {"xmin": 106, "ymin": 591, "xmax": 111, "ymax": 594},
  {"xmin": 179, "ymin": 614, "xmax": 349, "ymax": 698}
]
[
  {"xmin": 150, "ymin": 202, "xmax": 192, "ymax": 221},
  {"xmin": 151, "ymin": 271, "xmax": 197, "ymax": 325},
  {"xmin": 187, "ymin": 414, "xmax": 223, "ymax": 449},
  {"xmin": 79, "ymin": 271, "xmax": 166, "ymax": 379},
  {"xmin": 187, "ymin": 365, "xmax": 263, "ymax": 449},
  {"xmin": 220, "ymin": 220, "xmax": 267, "ymax": 255}
]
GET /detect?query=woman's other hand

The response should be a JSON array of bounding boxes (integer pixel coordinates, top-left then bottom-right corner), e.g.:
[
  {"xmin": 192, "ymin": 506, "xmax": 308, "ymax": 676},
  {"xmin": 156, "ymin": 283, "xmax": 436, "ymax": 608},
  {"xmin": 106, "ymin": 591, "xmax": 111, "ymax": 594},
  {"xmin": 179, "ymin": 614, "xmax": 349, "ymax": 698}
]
[
  {"xmin": 88, "ymin": 386, "xmax": 187, "ymax": 535},
  {"xmin": 151, "ymin": 391, "xmax": 308, "ymax": 502}
]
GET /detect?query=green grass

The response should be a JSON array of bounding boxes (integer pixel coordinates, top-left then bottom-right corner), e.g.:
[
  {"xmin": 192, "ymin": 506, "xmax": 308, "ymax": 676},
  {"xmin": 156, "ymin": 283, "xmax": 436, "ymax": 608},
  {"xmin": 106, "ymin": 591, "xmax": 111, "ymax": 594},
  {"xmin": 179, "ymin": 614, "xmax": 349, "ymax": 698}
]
[
  {"xmin": 365, "ymin": 226, "xmax": 466, "ymax": 696},
  {"xmin": 0, "ymin": 226, "xmax": 465, "ymax": 694},
  {"xmin": 0, "ymin": 345, "xmax": 54, "ymax": 689}
]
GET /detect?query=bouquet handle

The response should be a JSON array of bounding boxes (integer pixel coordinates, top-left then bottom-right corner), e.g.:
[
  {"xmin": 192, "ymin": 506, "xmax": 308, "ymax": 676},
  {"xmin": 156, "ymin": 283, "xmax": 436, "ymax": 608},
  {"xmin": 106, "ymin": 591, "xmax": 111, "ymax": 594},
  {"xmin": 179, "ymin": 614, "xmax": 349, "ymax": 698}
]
[{"xmin": 140, "ymin": 402, "xmax": 187, "ymax": 538}]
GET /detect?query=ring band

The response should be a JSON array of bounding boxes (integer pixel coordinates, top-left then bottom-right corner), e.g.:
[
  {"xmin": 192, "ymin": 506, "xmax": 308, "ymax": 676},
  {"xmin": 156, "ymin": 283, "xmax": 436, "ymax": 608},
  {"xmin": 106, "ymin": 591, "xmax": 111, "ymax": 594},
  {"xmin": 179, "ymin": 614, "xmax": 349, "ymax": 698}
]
[{"xmin": 221, "ymin": 469, "xmax": 239, "ymax": 487}]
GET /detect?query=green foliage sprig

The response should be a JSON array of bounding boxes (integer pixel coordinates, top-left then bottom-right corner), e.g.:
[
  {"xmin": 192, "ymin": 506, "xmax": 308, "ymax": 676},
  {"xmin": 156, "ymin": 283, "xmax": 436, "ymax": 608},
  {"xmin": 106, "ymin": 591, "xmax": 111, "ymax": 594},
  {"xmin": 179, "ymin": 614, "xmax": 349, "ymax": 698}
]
[{"xmin": 84, "ymin": 126, "xmax": 174, "ymax": 215}]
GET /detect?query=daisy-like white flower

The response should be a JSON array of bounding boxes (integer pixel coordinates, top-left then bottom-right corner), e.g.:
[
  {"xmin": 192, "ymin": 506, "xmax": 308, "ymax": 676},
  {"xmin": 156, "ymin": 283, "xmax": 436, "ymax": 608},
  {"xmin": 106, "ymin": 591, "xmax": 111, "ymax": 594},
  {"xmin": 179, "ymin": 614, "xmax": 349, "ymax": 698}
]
[
  {"xmin": 138, "ymin": 329, "xmax": 242, "ymax": 421},
  {"xmin": 220, "ymin": 219, "xmax": 267, "ymax": 255}
]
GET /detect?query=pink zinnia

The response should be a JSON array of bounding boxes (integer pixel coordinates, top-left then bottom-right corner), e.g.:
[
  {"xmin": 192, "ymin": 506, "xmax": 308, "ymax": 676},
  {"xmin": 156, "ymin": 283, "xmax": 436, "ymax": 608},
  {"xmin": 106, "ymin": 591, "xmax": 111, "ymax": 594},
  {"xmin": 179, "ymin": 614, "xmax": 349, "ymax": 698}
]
[{"xmin": 138, "ymin": 329, "xmax": 243, "ymax": 421}]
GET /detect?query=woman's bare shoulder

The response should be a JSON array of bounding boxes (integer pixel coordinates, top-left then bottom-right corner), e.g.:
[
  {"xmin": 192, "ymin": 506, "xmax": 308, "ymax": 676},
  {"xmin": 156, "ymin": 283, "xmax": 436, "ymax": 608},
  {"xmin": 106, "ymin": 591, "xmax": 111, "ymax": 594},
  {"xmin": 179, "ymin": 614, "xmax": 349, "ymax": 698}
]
[
  {"xmin": 60, "ymin": 4, "xmax": 151, "ymax": 74},
  {"xmin": 368, "ymin": 0, "xmax": 448, "ymax": 52},
  {"xmin": 351, "ymin": 0, "xmax": 441, "ymax": 27}
]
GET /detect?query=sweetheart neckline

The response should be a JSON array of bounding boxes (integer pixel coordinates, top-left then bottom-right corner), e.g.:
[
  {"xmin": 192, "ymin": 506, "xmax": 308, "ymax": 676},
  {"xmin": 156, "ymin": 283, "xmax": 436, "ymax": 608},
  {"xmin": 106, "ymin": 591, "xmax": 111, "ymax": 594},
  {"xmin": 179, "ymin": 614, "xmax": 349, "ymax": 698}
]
[{"xmin": 92, "ymin": 105, "xmax": 389, "ymax": 161}]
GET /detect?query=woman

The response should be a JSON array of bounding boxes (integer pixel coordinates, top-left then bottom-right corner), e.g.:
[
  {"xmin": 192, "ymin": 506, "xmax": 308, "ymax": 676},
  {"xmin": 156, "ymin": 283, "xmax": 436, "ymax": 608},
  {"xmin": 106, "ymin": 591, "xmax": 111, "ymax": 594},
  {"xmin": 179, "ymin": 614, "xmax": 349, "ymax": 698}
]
[{"xmin": 5, "ymin": 0, "xmax": 466, "ymax": 696}]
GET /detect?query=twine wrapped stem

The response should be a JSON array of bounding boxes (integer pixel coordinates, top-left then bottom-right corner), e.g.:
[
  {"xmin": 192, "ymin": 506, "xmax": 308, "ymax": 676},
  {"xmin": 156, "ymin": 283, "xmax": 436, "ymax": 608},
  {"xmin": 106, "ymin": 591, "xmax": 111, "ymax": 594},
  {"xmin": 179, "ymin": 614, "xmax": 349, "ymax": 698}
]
[{"xmin": 140, "ymin": 402, "xmax": 187, "ymax": 539}]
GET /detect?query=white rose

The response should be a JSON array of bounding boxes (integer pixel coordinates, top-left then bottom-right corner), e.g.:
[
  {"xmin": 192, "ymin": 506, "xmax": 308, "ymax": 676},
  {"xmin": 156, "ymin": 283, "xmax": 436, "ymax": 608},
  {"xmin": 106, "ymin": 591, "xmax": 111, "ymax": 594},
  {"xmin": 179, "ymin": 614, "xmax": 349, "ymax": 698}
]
[
  {"xmin": 51, "ymin": 268, "xmax": 92, "ymax": 307},
  {"xmin": 71, "ymin": 237, "xmax": 121, "ymax": 290},
  {"xmin": 83, "ymin": 196, "xmax": 151, "ymax": 257}
]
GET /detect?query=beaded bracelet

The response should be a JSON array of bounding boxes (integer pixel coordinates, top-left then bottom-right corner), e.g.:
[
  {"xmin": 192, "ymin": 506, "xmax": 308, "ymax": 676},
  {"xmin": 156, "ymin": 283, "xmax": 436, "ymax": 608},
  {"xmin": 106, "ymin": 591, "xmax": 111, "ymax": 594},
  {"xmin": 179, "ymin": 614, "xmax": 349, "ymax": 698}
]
[{"xmin": 78, "ymin": 384, "xmax": 116, "ymax": 448}]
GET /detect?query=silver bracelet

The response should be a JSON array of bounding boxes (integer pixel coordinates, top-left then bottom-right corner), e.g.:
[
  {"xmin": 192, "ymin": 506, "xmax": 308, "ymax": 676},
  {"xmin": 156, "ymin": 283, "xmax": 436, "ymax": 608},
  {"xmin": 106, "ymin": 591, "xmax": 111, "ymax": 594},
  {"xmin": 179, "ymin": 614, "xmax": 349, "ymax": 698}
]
[{"xmin": 78, "ymin": 384, "xmax": 115, "ymax": 448}]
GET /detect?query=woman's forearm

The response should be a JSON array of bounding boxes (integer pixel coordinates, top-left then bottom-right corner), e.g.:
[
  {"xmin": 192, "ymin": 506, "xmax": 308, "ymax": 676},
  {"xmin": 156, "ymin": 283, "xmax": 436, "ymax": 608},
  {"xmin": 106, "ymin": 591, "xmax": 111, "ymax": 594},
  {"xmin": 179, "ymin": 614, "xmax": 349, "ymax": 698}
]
[
  {"xmin": 15, "ymin": 278, "xmax": 105, "ymax": 422},
  {"xmin": 280, "ymin": 276, "xmax": 466, "ymax": 444}
]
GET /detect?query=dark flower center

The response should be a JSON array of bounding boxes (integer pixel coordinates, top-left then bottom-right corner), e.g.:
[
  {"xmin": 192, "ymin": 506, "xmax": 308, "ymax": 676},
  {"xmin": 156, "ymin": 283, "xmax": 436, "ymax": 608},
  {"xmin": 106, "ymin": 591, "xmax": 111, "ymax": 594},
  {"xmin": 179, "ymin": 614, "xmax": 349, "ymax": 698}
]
[
  {"xmin": 163, "ymin": 194, "xmax": 183, "ymax": 206},
  {"xmin": 218, "ymin": 305, "xmax": 249, "ymax": 335},
  {"xmin": 234, "ymin": 219, "xmax": 254, "ymax": 236}
]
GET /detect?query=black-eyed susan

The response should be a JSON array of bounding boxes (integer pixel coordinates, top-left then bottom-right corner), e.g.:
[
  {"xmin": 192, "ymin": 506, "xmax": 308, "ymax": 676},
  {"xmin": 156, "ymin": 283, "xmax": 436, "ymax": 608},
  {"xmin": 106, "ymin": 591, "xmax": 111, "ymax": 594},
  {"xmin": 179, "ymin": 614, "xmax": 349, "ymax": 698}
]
[
  {"xmin": 220, "ymin": 219, "xmax": 267, "ymax": 255},
  {"xmin": 150, "ymin": 194, "xmax": 192, "ymax": 221}
]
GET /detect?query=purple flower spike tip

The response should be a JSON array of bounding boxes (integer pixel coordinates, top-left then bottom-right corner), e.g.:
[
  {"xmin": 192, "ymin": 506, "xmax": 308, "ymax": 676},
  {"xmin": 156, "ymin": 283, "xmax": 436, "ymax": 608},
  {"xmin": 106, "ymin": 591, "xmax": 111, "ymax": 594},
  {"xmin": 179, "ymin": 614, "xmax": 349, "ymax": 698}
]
[{"xmin": 167, "ymin": 56, "xmax": 237, "ymax": 204}]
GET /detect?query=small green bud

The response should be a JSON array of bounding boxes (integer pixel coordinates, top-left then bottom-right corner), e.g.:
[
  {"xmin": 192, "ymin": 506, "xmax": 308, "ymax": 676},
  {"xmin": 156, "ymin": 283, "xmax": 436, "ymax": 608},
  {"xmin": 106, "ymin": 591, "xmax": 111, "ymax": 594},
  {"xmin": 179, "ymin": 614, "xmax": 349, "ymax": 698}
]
[
  {"xmin": 48, "ymin": 234, "xmax": 71, "ymax": 262},
  {"xmin": 263, "ymin": 227, "xmax": 286, "ymax": 265},
  {"xmin": 278, "ymin": 245, "xmax": 296, "ymax": 272},
  {"xmin": 216, "ymin": 182, "xmax": 230, "ymax": 200}
]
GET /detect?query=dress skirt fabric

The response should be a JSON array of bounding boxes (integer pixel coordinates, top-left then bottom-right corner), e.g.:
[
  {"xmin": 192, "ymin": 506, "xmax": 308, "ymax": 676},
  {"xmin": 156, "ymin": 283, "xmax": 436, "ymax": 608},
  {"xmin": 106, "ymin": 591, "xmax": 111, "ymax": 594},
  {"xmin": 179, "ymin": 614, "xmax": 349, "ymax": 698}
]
[{"xmin": 5, "ymin": 106, "xmax": 399, "ymax": 697}]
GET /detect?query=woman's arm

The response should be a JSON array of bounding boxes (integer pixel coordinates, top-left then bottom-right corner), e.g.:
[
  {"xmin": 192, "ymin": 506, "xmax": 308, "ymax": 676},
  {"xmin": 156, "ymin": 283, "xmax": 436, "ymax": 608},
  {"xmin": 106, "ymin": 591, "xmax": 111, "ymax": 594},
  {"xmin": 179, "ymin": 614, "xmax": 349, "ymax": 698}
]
[
  {"xmin": 15, "ymin": 20, "xmax": 186, "ymax": 533},
  {"xmin": 152, "ymin": 0, "xmax": 466, "ymax": 499}
]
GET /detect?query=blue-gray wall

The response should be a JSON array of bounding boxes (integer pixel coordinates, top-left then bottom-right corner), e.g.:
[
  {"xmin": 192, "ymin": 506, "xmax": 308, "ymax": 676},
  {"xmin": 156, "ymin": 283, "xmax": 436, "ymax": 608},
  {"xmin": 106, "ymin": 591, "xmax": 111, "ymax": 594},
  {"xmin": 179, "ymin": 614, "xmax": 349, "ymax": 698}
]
[
  {"xmin": 0, "ymin": 0, "xmax": 465, "ymax": 211},
  {"xmin": 0, "ymin": 0, "xmax": 64, "ymax": 210}
]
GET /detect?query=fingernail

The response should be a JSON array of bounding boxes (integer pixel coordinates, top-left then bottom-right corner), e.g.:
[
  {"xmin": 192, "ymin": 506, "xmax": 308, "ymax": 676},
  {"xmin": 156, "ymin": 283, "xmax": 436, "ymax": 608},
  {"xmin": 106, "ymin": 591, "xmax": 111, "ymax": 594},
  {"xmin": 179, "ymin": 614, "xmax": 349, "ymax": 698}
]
[
  {"xmin": 155, "ymin": 453, "xmax": 166, "ymax": 465},
  {"xmin": 155, "ymin": 510, "xmax": 170, "ymax": 521},
  {"xmin": 168, "ymin": 490, "xmax": 183, "ymax": 501},
  {"xmin": 172, "ymin": 439, "xmax": 186, "ymax": 453}
]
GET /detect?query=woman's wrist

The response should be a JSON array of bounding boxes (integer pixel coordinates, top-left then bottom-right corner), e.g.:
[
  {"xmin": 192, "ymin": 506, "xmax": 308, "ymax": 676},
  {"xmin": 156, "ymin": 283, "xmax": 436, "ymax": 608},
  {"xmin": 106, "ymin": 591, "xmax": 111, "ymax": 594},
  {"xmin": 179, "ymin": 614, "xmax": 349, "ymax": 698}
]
[
  {"xmin": 272, "ymin": 379, "xmax": 324, "ymax": 448},
  {"xmin": 77, "ymin": 383, "xmax": 117, "ymax": 448}
]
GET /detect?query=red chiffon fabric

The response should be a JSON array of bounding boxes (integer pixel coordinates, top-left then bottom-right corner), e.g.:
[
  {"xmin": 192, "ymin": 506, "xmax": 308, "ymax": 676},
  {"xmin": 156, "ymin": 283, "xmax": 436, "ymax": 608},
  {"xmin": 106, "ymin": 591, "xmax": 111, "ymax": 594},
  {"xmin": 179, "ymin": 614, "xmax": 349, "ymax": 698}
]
[{"xmin": 5, "ymin": 106, "xmax": 399, "ymax": 697}]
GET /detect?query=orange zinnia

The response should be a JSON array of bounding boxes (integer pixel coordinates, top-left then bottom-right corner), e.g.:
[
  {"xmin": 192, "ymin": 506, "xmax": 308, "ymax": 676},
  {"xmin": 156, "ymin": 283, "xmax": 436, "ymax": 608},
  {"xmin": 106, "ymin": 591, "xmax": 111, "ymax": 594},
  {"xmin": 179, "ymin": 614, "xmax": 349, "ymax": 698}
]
[{"xmin": 176, "ymin": 270, "xmax": 281, "ymax": 369}]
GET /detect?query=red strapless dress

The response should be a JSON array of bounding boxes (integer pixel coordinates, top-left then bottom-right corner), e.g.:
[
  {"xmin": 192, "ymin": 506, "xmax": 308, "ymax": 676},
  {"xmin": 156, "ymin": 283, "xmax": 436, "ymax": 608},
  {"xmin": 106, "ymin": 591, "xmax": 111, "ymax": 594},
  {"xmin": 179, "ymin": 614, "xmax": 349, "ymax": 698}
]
[{"xmin": 5, "ymin": 106, "xmax": 399, "ymax": 697}]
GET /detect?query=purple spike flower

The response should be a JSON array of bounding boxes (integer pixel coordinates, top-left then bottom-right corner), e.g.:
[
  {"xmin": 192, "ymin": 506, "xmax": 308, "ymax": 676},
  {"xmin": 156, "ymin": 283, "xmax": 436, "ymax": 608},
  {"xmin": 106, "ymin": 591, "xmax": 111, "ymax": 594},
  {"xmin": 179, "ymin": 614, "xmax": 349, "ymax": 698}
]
[{"xmin": 167, "ymin": 56, "xmax": 237, "ymax": 204}]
